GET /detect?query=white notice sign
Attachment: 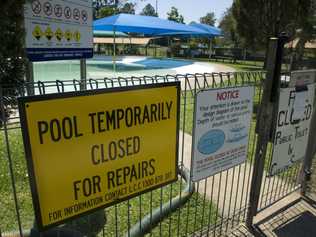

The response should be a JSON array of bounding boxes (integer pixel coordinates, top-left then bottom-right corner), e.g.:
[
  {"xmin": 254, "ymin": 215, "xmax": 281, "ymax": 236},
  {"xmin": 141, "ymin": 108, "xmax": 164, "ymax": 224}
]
[
  {"xmin": 191, "ymin": 86, "xmax": 254, "ymax": 181},
  {"xmin": 24, "ymin": 0, "xmax": 93, "ymax": 61},
  {"xmin": 270, "ymin": 84, "xmax": 315, "ymax": 175}
]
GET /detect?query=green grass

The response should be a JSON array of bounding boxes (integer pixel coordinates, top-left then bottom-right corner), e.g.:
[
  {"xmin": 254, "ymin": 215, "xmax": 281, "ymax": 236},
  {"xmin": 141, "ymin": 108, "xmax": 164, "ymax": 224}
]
[
  {"xmin": 0, "ymin": 129, "xmax": 34, "ymax": 232},
  {"xmin": 221, "ymin": 61, "xmax": 264, "ymax": 71},
  {"xmin": 102, "ymin": 185, "xmax": 217, "ymax": 237},
  {"xmin": 0, "ymin": 129, "xmax": 217, "ymax": 236},
  {"xmin": 186, "ymin": 57, "xmax": 264, "ymax": 72}
]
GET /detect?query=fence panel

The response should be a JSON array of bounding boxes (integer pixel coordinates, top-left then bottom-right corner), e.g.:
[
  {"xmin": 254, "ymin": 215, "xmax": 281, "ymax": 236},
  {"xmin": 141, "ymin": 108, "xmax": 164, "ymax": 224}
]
[{"xmin": 1, "ymin": 72, "xmax": 266, "ymax": 237}]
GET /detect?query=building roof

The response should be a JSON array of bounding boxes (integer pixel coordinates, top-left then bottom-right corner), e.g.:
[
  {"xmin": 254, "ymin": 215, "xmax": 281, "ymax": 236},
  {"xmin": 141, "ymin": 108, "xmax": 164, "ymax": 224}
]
[{"xmin": 285, "ymin": 39, "xmax": 316, "ymax": 49}]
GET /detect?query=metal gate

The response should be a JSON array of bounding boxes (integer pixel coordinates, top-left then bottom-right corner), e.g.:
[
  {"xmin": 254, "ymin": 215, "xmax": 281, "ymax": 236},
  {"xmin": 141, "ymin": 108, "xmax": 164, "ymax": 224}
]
[{"xmin": 1, "ymin": 70, "xmax": 308, "ymax": 237}]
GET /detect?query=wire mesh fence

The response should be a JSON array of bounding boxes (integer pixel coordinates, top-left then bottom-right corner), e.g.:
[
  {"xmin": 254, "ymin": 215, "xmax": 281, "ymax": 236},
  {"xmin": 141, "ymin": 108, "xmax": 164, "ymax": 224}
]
[{"xmin": 0, "ymin": 71, "xmax": 307, "ymax": 237}]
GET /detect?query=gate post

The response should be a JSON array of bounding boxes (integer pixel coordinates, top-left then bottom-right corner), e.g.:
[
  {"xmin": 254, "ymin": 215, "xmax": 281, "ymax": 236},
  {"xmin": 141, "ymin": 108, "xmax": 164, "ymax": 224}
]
[
  {"xmin": 26, "ymin": 61, "xmax": 35, "ymax": 96},
  {"xmin": 301, "ymin": 82, "xmax": 316, "ymax": 196},
  {"xmin": 246, "ymin": 36, "xmax": 287, "ymax": 229}
]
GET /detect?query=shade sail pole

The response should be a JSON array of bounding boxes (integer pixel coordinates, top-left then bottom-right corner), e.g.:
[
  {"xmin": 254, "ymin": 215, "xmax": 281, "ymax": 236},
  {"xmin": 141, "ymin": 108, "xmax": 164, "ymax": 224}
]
[
  {"xmin": 113, "ymin": 28, "xmax": 116, "ymax": 72},
  {"xmin": 209, "ymin": 38, "xmax": 212, "ymax": 58}
]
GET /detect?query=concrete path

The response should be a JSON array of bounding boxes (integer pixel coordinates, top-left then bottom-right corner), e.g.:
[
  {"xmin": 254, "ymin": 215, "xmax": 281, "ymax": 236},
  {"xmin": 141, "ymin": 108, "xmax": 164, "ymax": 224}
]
[
  {"xmin": 224, "ymin": 192, "xmax": 316, "ymax": 237},
  {"xmin": 178, "ymin": 131, "xmax": 289, "ymax": 217}
]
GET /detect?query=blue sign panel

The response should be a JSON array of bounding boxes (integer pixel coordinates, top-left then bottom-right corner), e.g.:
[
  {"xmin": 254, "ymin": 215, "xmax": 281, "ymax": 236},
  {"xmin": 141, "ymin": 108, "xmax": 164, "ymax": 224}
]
[{"xmin": 26, "ymin": 48, "xmax": 93, "ymax": 62}]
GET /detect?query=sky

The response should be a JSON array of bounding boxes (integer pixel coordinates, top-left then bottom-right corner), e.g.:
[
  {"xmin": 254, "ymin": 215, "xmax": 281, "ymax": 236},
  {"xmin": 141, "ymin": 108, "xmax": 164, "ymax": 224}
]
[{"xmin": 134, "ymin": 0, "xmax": 233, "ymax": 26}]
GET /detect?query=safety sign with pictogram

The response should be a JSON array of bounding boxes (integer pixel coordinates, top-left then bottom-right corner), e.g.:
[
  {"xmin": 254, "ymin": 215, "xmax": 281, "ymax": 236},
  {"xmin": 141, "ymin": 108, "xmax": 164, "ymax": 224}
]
[
  {"xmin": 64, "ymin": 6, "xmax": 72, "ymax": 19},
  {"xmin": 45, "ymin": 26, "xmax": 54, "ymax": 40},
  {"xmin": 32, "ymin": 26, "xmax": 43, "ymax": 40},
  {"xmin": 64, "ymin": 30, "xmax": 72, "ymax": 41},
  {"xmin": 24, "ymin": 0, "xmax": 93, "ymax": 61},
  {"xmin": 55, "ymin": 28, "xmax": 63, "ymax": 41},
  {"xmin": 32, "ymin": 0, "xmax": 42, "ymax": 15},
  {"xmin": 73, "ymin": 8, "xmax": 80, "ymax": 20},
  {"xmin": 54, "ymin": 4, "xmax": 62, "ymax": 18},
  {"xmin": 44, "ymin": 2, "xmax": 53, "ymax": 16},
  {"xmin": 73, "ymin": 31, "xmax": 81, "ymax": 42},
  {"xmin": 81, "ymin": 10, "xmax": 88, "ymax": 22}
]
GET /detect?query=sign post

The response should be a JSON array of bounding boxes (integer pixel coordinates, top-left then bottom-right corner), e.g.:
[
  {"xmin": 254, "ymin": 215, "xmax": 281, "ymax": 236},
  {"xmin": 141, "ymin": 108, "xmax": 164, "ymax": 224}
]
[
  {"xmin": 25, "ymin": 61, "xmax": 35, "ymax": 96},
  {"xmin": 80, "ymin": 59, "xmax": 87, "ymax": 90},
  {"xmin": 246, "ymin": 36, "xmax": 287, "ymax": 229},
  {"xmin": 18, "ymin": 82, "xmax": 180, "ymax": 230},
  {"xmin": 191, "ymin": 86, "xmax": 254, "ymax": 181}
]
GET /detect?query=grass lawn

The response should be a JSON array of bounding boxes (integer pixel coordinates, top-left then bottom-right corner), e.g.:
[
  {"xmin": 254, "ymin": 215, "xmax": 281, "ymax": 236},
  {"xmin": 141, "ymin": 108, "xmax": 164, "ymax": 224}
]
[
  {"xmin": 189, "ymin": 57, "xmax": 264, "ymax": 72},
  {"xmin": 0, "ymin": 129, "xmax": 217, "ymax": 236}
]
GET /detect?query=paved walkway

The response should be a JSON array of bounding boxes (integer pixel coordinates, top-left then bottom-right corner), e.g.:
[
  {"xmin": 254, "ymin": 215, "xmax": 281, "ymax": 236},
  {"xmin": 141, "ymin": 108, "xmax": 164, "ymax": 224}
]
[{"xmin": 228, "ymin": 192, "xmax": 316, "ymax": 237}]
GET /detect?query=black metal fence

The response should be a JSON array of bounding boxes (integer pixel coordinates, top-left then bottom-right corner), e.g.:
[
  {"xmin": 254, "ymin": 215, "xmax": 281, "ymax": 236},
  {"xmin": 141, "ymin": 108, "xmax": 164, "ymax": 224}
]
[{"xmin": 0, "ymin": 71, "xmax": 309, "ymax": 237}]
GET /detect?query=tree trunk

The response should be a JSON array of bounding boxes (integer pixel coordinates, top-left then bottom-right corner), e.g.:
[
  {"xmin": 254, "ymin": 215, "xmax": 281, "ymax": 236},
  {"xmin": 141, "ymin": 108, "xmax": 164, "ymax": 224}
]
[{"xmin": 291, "ymin": 38, "xmax": 307, "ymax": 70}]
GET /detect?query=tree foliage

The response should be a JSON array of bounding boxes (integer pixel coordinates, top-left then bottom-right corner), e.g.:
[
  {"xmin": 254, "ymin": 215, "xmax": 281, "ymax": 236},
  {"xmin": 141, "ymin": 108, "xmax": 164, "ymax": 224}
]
[
  {"xmin": 167, "ymin": 7, "xmax": 184, "ymax": 23},
  {"xmin": 232, "ymin": 0, "xmax": 313, "ymax": 50},
  {"xmin": 200, "ymin": 12, "xmax": 216, "ymax": 26},
  {"xmin": 140, "ymin": 3, "xmax": 158, "ymax": 17},
  {"xmin": 0, "ymin": 0, "xmax": 26, "ymax": 87},
  {"xmin": 119, "ymin": 2, "xmax": 136, "ymax": 14},
  {"xmin": 0, "ymin": 0, "xmax": 26, "ymax": 126},
  {"xmin": 94, "ymin": 0, "xmax": 137, "ymax": 19},
  {"xmin": 218, "ymin": 8, "xmax": 241, "ymax": 47},
  {"xmin": 95, "ymin": 6, "xmax": 117, "ymax": 18}
]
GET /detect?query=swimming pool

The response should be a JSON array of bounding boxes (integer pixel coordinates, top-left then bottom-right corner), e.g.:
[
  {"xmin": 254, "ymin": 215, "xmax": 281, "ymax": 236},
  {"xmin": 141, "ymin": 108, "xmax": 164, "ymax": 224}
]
[{"xmin": 34, "ymin": 56, "xmax": 234, "ymax": 82}]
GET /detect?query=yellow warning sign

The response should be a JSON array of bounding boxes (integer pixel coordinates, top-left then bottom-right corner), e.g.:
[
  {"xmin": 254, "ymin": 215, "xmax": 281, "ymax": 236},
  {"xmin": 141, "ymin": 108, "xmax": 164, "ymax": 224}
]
[
  {"xmin": 32, "ymin": 26, "xmax": 42, "ymax": 40},
  {"xmin": 55, "ymin": 28, "xmax": 63, "ymax": 41},
  {"xmin": 18, "ymin": 83, "xmax": 180, "ymax": 230},
  {"xmin": 73, "ymin": 31, "xmax": 81, "ymax": 42},
  {"xmin": 45, "ymin": 26, "xmax": 54, "ymax": 41},
  {"xmin": 64, "ymin": 30, "xmax": 72, "ymax": 41}
]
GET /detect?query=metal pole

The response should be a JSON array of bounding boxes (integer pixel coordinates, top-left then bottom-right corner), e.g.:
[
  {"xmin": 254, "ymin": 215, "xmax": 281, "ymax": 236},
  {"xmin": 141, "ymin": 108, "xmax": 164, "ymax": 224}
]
[
  {"xmin": 113, "ymin": 28, "xmax": 116, "ymax": 72},
  {"xmin": 25, "ymin": 61, "xmax": 34, "ymax": 95},
  {"xmin": 80, "ymin": 59, "xmax": 87, "ymax": 90},
  {"xmin": 168, "ymin": 36, "xmax": 171, "ymax": 58},
  {"xmin": 129, "ymin": 35, "xmax": 132, "ymax": 54},
  {"xmin": 301, "ymin": 83, "xmax": 316, "ymax": 196},
  {"xmin": 209, "ymin": 38, "xmax": 212, "ymax": 59},
  {"xmin": 246, "ymin": 36, "xmax": 287, "ymax": 229}
]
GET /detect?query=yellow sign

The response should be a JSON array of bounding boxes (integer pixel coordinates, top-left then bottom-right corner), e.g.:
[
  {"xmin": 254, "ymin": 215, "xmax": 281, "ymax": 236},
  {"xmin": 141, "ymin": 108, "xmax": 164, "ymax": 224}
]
[
  {"xmin": 45, "ymin": 26, "xmax": 54, "ymax": 41},
  {"xmin": 55, "ymin": 28, "xmax": 63, "ymax": 41},
  {"xmin": 18, "ymin": 83, "xmax": 180, "ymax": 230},
  {"xmin": 73, "ymin": 31, "xmax": 81, "ymax": 42},
  {"xmin": 32, "ymin": 26, "xmax": 42, "ymax": 40},
  {"xmin": 64, "ymin": 30, "xmax": 72, "ymax": 41}
]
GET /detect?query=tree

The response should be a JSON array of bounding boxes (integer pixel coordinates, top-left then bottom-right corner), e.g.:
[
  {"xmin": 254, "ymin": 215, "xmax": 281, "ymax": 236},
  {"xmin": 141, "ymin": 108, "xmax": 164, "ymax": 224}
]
[
  {"xmin": 93, "ymin": 0, "xmax": 119, "ymax": 19},
  {"xmin": 140, "ymin": 3, "xmax": 158, "ymax": 17},
  {"xmin": 95, "ymin": 6, "xmax": 117, "ymax": 19},
  {"xmin": 118, "ymin": 2, "xmax": 136, "ymax": 14},
  {"xmin": 167, "ymin": 7, "xmax": 184, "ymax": 23},
  {"xmin": 93, "ymin": 0, "xmax": 135, "ymax": 19},
  {"xmin": 232, "ymin": 0, "xmax": 313, "ymax": 50},
  {"xmin": 200, "ymin": 12, "xmax": 216, "ymax": 26},
  {"xmin": 290, "ymin": 1, "xmax": 315, "ymax": 69},
  {"xmin": 218, "ymin": 8, "xmax": 241, "ymax": 47},
  {"xmin": 0, "ymin": 0, "xmax": 26, "ymax": 126}
]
